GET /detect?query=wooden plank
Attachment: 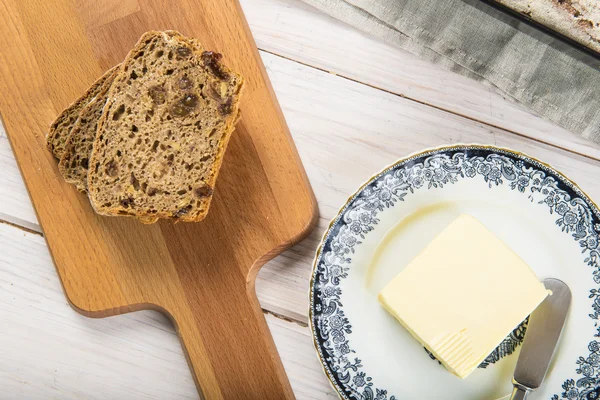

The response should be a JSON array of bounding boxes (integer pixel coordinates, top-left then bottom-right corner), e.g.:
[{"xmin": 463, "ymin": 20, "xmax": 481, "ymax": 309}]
[
  {"xmin": 240, "ymin": 0, "xmax": 600, "ymax": 160},
  {"xmin": 0, "ymin": 222, "xmax": 335, "ymax": 399},
  {"xmin": 0, "ymin": 0, "xmax": 317, "ymax": 398},
  {"xmin": 0, "ymin": 128, "xmax": 36, "ymax": 231},
  {"xmin": 3, "ymin": 51, "xmax": 600, "ymax": 326}
]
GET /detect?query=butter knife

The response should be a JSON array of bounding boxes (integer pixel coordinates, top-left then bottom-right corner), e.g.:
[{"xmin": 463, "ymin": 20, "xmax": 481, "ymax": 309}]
[{"xmin": 510, "ymin": 278, "xmax": 571, "ymax": 400}]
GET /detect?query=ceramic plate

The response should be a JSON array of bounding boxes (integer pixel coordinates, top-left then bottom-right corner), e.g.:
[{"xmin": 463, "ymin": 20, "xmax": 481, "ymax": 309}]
[{"xmin": 310, "ymin": 145, "xmax": 600, "ymax": 400}]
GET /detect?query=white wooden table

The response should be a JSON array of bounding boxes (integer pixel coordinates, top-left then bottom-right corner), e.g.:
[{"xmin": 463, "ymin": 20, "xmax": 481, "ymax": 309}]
[{"xmin": 2, "ymin": 0, "xmax": 600, "ymax": 398}]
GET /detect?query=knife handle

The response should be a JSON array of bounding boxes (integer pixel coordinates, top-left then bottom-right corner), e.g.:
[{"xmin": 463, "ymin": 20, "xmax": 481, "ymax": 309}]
[{"xmin": 510, "ymin": 384, "xmax": 530, "ymax": 400}]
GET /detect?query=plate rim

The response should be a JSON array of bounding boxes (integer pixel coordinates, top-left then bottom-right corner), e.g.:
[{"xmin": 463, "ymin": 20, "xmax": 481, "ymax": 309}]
[{"xmin": 308, "ymin": 143, "xmax": 600, "ymax": 399}]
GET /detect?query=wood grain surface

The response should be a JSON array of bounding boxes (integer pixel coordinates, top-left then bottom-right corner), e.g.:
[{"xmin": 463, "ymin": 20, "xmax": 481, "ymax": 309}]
[{"xmin": 0, "ymin": 0, "xmax": 317, "ymax": 399}]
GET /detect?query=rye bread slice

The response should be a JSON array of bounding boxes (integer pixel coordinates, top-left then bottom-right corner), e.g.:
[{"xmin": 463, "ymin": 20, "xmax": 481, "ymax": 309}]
[
  {"xmin": 57, "ymin": 66, "xmax": 156, "ymax": 224},
  {"xmin": 58, "ymin": 66, "xmax": 119, "ymax": 192},
  {"xmin": 87, "ymin": 31, "xmax": 243, "ymax": 222},
  {"xmin": 46, "ymin": 67, "xmax": 118, "ymax": 159}
]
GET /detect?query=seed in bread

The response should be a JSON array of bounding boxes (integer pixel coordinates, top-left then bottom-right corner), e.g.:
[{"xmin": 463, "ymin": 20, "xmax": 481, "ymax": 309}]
[
  {"xmin": 46, "ymin": 67, "xmax": 118, "ymax": 159},
  {"xmin": 87, "ymin": 30, "xmax": 243, "ymax": 223}
]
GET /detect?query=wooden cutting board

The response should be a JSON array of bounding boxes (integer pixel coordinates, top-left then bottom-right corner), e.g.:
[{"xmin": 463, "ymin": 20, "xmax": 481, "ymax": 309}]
[{"xmin": 0, "ymin": 0, "xmax": 318, "ymax": 398}]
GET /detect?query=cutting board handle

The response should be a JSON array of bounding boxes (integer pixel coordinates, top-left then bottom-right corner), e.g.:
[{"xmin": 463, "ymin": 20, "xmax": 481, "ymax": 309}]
[{"xmin": 168, "ymin": 280, "xmax": 295, "ymax": 400}]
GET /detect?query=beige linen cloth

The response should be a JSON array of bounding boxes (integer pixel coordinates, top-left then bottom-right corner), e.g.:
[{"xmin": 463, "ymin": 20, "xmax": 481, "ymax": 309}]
[{"xmin": 301, "ymin": 0, "xmax": 600, "ymax": 143}]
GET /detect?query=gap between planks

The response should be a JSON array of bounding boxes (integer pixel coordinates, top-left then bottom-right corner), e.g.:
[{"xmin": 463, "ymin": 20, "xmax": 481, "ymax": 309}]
[{"xmin": 0, "ymin": 217, "xmax": 41, "ymax": 236}]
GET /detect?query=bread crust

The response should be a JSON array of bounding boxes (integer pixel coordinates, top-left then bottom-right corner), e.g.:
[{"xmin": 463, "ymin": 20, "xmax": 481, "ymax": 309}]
[
  {"xmin": 46, "ymin": 67, "xmax": 118, "ymax": 159},
  {"xmin": 58, "ymin": 65, "xmax": 120, "ymax": 191},
  {"xmin": 87, "ymin": 30, "xmax": 244, "ymax": 223}
]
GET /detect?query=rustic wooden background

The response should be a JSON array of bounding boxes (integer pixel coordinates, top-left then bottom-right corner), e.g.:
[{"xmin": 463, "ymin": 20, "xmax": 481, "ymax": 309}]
[{"xmin": 2, "ymin": 0, "xmax": 600, "ymax": 398}]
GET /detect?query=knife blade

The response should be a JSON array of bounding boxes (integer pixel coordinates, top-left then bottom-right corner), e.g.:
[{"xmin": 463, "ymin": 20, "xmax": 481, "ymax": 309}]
[{"xmin": 510, "ymin": 278, "xmax": 572, "ymax": 400}]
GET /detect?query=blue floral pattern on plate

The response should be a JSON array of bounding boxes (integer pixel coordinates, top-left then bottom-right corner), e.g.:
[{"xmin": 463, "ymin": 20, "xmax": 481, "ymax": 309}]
[{"xmin": 309, "ymin": 146, "xmax": 600, "ymax": 400}]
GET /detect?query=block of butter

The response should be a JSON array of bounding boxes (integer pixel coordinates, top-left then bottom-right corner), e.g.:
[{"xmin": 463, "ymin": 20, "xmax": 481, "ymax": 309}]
[{"xmin": 378, "ymin": 214, "xmax": 549, "ymax": 379}]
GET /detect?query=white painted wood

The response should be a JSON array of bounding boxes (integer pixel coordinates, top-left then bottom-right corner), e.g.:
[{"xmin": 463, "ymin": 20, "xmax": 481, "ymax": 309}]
[
  {"xmin": 240, "ymin": 0, "xmax": 600, "ymax": 160},
  {"xmin": 0, "ymin": 128, "xmax": 37, "ymax": 231},
  {"xmin": 0, "ymin": 222, "xmax": 335, "ymax": 399}
]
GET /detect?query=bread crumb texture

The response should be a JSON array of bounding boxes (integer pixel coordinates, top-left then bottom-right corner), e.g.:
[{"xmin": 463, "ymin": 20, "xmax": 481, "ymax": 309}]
[{"xmin": 87, "ymin": 31, "xmax": 243, "ymax": 223}]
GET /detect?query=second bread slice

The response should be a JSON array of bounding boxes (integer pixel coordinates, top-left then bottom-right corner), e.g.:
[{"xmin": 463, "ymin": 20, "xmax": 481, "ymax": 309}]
[
  {"xmin": 87, "ymin": 31, "xmax": 243, "ymax": 222},
  {"xmin": 47, "ymin": 67, "xmax": 118, "ymax": 159},
  {"xmin": 59, "ymin": 65, "xmax": 119, "ymax": 192}
]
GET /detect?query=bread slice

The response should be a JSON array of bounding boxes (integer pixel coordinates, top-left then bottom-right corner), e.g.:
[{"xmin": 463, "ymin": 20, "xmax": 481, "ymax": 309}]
[
  {"xmin": 57, "ymin": 66, "xmax": 157, "ymax": 224},
  {"xmin": 47, "ymin": 67, "xmax": 118, "ymax": 159},
  {"xmin": 87, "ymin": 31, "xmax": 243, "ymax": 222},
  {"xmin": 58, "ymin": 66, "xmax": 119, "ymax": 192}
]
